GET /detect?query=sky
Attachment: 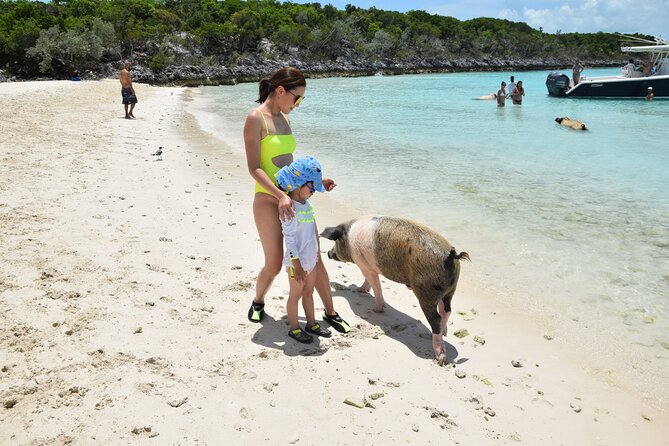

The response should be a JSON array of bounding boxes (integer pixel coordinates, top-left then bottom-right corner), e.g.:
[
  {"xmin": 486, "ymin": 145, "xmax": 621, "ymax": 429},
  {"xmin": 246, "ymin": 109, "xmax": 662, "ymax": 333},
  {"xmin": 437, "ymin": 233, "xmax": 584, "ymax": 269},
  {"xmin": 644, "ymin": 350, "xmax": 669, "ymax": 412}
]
[{"xmin": 281, "ymin": 0, "xmax": 669, "ymax": 38}]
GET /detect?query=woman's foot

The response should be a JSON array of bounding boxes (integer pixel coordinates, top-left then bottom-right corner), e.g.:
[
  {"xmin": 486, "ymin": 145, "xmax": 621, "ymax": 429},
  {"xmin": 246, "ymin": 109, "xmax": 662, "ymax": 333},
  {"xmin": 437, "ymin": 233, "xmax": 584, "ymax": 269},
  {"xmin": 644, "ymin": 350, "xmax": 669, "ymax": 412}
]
[
  {"xmin": 322, "ymin": 312, "xmax": 351, "ymax": 333},
  {"xmin": 247, "ymin": 301, "xmax": 265, "ymax": 322}
]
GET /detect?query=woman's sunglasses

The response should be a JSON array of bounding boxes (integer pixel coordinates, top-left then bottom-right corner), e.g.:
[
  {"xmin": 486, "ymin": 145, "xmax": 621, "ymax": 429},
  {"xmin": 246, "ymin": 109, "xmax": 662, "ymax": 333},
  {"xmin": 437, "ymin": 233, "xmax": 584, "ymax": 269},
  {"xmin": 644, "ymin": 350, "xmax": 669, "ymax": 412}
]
[{"xmin": 286, "ymin": 89, "xmax": 304, "ymax": 107}]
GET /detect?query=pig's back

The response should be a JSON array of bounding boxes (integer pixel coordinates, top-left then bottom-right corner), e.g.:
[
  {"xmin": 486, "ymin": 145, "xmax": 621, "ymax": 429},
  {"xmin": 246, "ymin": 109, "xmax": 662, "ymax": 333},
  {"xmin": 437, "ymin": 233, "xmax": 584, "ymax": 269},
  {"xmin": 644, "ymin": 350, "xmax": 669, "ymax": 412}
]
[{"xmin": 373, "ymin": 217, "xmax": 454, "ymax": 286}]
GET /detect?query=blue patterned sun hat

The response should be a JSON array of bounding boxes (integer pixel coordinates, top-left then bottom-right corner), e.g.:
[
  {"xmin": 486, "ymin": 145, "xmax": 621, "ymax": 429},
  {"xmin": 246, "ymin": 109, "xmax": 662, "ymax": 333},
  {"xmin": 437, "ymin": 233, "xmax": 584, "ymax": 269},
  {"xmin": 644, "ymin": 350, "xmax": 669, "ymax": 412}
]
[{"xmin": 275, "ymin": 156, "xmax": 326, "ymax": 193}]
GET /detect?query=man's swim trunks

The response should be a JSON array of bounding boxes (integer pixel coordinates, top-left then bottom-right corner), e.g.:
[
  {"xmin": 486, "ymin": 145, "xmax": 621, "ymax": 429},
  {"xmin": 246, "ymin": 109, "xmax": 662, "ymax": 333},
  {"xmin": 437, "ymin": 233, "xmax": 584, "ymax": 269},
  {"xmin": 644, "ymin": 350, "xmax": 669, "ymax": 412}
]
[{"xmin": 121, "ymin": 87, "xmax": 137, "ymax": 104}]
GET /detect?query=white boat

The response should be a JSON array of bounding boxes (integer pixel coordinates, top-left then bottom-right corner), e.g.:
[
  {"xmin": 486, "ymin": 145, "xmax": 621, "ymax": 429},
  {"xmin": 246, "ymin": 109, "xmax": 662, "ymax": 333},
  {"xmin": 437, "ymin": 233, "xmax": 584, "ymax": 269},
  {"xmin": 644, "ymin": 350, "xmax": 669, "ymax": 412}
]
[{"xmin": 546, "ymin": 35, "xmax": 669, "ymax": 98}]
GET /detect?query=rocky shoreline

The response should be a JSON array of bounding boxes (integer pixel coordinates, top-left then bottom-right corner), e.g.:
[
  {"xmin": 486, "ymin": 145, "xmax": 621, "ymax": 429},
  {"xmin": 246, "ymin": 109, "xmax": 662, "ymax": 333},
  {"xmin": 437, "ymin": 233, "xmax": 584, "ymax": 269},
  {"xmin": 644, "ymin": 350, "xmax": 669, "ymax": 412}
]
[{"xmin": 1, "ymin": 56, "xmax": 626, "ymax": 86}]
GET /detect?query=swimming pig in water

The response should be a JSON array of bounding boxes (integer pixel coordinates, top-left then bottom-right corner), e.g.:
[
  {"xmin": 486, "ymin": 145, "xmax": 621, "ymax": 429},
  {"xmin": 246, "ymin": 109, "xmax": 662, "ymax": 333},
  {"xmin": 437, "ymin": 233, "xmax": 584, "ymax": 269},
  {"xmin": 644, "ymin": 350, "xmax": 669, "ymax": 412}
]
[
  {"xmin": 321, "ymin": 216, "xmax": 470, "ymax": 364},
  {"xmin": 555, "ymin": 116, "xmax": 588, "ymax": 130}
]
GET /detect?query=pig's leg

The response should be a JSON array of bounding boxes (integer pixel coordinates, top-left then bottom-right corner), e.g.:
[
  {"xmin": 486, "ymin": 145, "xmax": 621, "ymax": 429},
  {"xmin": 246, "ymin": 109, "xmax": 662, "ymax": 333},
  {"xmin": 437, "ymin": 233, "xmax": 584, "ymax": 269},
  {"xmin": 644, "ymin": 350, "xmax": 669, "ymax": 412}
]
[
  {"xmin": 359, "ymin": 268, "xmax": 385, "ymax": 312},
  {"xmin": 417, "ymin": 294, "xmax": 446, "ymax": 365},
  {"xmin": 438, "ymin": 293, "xmax": 453, "ymax": 336},
  {"xmin": 357, "ymin": 278, "xmax": 371, "ymax": 294}
]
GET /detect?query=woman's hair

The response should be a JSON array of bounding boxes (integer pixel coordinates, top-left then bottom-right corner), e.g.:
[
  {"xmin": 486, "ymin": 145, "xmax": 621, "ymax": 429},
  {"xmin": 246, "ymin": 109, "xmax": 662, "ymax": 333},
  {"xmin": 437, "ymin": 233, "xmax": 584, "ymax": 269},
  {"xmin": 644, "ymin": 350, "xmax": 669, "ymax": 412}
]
[{"xmin": 256, "ymin": 67, "xmax": 306, "ymax": 104}]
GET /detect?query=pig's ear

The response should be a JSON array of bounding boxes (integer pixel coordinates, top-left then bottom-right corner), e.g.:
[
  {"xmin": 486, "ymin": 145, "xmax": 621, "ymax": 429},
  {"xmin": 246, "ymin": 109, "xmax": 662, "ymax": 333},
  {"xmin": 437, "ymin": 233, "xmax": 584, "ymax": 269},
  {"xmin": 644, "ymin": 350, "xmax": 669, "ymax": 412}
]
[{"xmin": 320, "ymin": 226, "xmax": 343, "ymax": 240}]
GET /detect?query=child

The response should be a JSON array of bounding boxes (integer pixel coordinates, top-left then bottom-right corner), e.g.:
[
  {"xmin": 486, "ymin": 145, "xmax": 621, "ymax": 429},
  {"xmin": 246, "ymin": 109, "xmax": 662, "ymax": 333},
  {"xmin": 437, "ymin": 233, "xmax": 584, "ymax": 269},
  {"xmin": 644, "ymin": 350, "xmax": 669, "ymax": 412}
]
[{"xmin": 275, "ymin": 156, "xmax": 332, "ymax": 343}]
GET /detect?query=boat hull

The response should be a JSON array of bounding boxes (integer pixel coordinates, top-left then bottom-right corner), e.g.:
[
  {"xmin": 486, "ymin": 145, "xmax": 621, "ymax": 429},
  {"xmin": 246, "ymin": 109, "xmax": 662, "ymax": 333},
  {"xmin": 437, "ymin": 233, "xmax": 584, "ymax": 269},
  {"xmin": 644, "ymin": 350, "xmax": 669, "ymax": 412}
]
[{"xmin": 546, "ymin": 73, "xmax": 669, "ymax": 98}]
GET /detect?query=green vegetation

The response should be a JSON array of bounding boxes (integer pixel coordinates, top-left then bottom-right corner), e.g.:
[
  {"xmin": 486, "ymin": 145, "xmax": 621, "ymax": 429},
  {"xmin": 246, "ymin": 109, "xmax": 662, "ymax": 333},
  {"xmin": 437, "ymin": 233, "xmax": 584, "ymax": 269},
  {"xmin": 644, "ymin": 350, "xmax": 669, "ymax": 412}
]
[{"xmin": 0, "ymin": 0, "xmax": 653, "ymax": 79}]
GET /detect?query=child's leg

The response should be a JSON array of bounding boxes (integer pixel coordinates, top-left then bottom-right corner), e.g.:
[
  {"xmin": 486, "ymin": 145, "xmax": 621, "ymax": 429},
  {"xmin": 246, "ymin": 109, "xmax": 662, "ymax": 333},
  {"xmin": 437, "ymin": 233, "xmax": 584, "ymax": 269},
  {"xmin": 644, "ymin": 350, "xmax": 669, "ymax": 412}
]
[
  {"xmin": 301, "ymin": 269, "xmax": 318, "ymax": 327},
  {"xmin": 286, "ymin": 270, "xmax": 304, "ymax": 330}
]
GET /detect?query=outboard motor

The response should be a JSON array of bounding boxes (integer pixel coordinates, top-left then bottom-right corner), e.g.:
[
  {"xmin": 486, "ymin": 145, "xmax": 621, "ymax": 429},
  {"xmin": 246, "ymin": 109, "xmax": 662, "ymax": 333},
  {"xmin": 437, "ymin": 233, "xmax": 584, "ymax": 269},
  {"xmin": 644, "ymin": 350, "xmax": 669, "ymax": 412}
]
[{"xmin": 546, "ymin": 72, "xmax": 571, "ymax": 97}]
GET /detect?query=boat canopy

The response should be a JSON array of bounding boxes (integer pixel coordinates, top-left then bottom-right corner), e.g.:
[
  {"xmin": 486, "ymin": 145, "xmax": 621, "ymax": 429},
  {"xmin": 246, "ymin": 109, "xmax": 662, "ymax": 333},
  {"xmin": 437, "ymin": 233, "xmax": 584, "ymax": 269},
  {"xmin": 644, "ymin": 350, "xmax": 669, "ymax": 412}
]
[{"xmin": 620, "ymin": 44, "xmax": 669, "ymax": 52}]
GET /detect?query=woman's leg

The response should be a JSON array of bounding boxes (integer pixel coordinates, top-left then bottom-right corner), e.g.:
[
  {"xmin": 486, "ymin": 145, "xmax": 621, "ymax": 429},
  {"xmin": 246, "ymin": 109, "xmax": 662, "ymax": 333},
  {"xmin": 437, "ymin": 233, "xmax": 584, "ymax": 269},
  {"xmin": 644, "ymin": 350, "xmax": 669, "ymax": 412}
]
[
  {"xmin": 314, "ymin": 258, "xmax": 335, "ymax": 315},
  {"xmin": 252, "ymin": 193, "xmax": 283, "ymax": 306},
  {"xmin": 315, "ymin": 257, "xmax": 351, "ymax": 333}
]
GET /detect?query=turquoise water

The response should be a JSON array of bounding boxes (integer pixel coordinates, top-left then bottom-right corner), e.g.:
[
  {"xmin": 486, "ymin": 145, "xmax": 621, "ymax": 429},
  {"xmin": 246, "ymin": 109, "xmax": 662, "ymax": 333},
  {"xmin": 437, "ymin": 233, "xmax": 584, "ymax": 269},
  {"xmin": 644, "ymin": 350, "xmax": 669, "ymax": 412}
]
[{"xmin": 187, "ymin": 68, "xmax": 669, "ymax": 405}]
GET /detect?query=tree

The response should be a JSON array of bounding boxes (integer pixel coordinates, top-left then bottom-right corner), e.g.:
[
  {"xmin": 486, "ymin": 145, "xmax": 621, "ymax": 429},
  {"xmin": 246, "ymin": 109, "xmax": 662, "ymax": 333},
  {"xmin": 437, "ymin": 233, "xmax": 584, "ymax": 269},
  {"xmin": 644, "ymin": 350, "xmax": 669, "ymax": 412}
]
[{"xmin": 27, "ymin": 19, "xmax": 115, "ymax": 75}]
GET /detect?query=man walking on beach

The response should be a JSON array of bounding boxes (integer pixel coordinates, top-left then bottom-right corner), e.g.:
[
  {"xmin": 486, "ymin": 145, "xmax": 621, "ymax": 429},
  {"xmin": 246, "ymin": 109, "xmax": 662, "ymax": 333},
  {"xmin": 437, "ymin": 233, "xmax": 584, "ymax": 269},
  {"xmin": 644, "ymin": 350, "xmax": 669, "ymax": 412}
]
[{"xmin": 120, "ymin": 62, "xmax": 137, "ymax": 119}]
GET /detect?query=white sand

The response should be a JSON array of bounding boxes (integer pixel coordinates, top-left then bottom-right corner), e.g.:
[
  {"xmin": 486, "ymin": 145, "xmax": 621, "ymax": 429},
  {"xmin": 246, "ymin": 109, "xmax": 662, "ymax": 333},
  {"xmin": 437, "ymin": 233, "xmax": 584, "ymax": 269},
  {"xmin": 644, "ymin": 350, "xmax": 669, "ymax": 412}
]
[{"xmin": 0, "ymin": 79, "xmax": 667, "ymax": 445}]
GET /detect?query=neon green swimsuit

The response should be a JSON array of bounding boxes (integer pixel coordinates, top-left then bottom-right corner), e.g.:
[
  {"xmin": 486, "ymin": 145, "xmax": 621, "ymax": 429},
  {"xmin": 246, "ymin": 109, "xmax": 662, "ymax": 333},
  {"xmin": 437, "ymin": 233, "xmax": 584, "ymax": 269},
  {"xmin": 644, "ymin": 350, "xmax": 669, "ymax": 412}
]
[{"xmin": 255, "ymin": 109, "xmax": 296, "ymax": 195}]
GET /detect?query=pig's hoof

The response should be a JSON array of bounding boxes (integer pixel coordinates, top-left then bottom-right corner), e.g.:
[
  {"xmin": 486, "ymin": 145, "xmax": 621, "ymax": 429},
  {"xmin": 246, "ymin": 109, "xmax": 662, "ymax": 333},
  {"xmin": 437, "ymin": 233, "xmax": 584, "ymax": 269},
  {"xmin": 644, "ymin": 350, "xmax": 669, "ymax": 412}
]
[
  {"xmin": 373, "ymin": 303, "xmax": 385, "ymax": 313},
  {"xmin": 436, "ymin": 353, "xmax": 447, "ymax": 366}
]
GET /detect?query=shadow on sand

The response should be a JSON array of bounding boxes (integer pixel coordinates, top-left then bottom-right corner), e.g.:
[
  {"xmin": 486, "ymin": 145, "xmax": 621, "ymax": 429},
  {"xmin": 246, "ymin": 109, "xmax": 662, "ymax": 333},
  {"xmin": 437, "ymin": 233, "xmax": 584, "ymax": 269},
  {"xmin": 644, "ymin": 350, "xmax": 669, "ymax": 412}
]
[
  {"xmin": 330, "ymin": 281, "xmax": 463, "ymax": 364},
  {"xmin": 250, "ymin": 311, "xmax": 328, "ymax": 358}
]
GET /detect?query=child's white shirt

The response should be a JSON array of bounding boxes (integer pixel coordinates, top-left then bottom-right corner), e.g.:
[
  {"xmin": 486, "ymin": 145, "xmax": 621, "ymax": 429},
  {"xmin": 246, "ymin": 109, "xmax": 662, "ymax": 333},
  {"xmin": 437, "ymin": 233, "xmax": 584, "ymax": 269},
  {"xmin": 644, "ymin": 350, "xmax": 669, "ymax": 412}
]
[{"xmin": 281, "ymin": 199, "xmax": 318, "ymax": 272}]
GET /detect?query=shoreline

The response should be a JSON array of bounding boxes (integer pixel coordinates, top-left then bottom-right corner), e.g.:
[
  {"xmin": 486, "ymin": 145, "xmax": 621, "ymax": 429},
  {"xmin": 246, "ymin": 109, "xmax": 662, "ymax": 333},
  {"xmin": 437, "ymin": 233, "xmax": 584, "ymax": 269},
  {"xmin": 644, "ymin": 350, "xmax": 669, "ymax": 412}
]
[
  {"xmin": 0, "ymin": 80, "xmax": 667, "ymax": 445},
  {"xmin": 1, "ymin": 59, "xmax": 628, "ymax": 87}
]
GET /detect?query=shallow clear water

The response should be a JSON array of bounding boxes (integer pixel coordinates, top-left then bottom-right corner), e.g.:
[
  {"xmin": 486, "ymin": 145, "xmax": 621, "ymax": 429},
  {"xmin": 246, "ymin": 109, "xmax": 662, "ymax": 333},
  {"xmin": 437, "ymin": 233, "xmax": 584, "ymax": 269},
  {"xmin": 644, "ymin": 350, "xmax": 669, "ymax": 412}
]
[{"xmin": 187, "ymin": 68, "xmax": 669, "ymax": 405}]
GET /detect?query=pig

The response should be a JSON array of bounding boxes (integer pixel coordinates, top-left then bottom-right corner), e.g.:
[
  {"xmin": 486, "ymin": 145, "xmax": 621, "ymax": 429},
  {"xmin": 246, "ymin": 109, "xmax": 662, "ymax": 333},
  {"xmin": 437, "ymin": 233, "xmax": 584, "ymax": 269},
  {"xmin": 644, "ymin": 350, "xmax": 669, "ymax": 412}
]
[
  {"xmin": 320, "ymin": 216, "xmax": 470, "ymax": 364},
  {"xmin": 555, "ymin": 116, "xmax": 588, "ymax": 130}
]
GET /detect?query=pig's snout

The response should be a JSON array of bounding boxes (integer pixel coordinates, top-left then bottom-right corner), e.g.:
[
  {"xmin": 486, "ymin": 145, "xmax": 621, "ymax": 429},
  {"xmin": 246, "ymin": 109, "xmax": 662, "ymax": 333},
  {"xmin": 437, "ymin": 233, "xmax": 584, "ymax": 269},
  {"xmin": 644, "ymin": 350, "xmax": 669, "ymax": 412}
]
[{"xmin": 327, "ymin": 248, "xmax": 339, "ymax": 261}]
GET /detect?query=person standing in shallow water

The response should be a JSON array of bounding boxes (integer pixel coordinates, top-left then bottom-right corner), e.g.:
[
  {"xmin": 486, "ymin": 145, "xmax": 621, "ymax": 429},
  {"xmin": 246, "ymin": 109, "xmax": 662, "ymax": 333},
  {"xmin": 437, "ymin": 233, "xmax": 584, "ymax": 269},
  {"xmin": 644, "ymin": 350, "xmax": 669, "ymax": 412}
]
[
  {"xmin": 119, "ymin": 62, "xmax": 137, "ymax": 119},
  {"xmin": 242, "ymin": 67, "xmax": 351, "ymax": 333},
  {"xmin": 507, "ymin": 76, "xmax": 516, "ymax": 99},
  {"xmin": 646, "ymin": 87, "xmax": 654, "ymax": 101},
  {"xmin": 496, "ymin": 81, "xmax": 506, "ymax": 107},
  {"xmin": 512, "ymin": 80, "xmax": 525, "ymax": 105},
  {"xmin": 572, "ymin": 59, "xmax": 585, "ymax": 85}
]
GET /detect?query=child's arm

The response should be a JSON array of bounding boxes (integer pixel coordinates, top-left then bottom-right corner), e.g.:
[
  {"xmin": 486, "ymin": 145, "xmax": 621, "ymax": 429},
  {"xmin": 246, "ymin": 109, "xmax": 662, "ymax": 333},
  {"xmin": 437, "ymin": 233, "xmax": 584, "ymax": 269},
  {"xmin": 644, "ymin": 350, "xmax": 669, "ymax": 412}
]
[{"xmin": 281, "ymin": 214, "xmax": 306, "ymax": 283}]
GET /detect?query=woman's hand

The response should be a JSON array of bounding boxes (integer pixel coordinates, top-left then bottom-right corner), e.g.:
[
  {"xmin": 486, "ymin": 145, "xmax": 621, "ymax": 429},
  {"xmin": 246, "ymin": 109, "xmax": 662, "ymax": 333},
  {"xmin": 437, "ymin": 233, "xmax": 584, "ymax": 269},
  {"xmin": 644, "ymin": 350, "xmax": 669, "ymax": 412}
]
[
  {"xmin": 323, "ymin": 178, "xmax": 337, "ymax": 192},
  {"xmin": 278, "ymin": 194, "xmax": 295, "ymax": 221}
]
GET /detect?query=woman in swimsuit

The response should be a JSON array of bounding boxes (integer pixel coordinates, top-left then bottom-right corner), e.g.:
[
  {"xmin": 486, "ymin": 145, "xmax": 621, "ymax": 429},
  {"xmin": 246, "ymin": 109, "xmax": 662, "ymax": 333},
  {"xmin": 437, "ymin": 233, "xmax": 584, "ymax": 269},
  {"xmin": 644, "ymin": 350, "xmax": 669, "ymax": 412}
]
[{"xmin": 243, "ymin": 67, "xmax": 350, "ymax": 333}]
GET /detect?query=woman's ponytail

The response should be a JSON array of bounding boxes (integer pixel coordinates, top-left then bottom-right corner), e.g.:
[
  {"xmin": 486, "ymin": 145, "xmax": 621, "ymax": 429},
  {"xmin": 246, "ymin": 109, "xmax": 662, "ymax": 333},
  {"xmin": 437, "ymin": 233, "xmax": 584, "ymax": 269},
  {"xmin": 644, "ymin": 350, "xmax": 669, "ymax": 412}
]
[{"xmin": 256, "ymin": 78, "xmax": 272, "ymax": 104}]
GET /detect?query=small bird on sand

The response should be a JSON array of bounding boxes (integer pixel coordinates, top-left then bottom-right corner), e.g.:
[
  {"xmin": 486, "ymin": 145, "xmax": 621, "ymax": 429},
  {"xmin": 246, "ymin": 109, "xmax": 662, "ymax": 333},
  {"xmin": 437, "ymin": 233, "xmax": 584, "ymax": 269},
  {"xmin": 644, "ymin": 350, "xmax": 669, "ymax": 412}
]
[{"xmin": 151, "ymin": 146, "xmax": 163, "ymax": 160}]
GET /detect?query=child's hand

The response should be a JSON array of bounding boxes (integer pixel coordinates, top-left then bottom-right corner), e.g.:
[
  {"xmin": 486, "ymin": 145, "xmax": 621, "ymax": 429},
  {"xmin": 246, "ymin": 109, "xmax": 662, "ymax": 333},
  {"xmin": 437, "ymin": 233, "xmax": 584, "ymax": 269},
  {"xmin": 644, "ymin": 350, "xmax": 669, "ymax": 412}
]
[
  {"xmin": 322, "ymin": 178, "xmax": 336, "ymax": 192},
  {"xmin": 291, "ymin": 262, "xmax": 306, "ymax": 283}
]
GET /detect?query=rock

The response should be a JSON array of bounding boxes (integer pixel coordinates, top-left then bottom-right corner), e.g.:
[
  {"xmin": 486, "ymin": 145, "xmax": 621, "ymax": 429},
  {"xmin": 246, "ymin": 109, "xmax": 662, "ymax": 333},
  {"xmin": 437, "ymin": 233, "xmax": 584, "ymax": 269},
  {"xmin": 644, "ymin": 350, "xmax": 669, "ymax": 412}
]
[
  {"xmin": 484, "ymin": 407, "xmax": 496, "ymax": 417},
  {"xmin": 133, "ymin": 327, "xmax": 143, "ymax": 334},
  {"xmin": 570, "ymin": 402, "xmax": 582, "ymax": 413},
  {"xmin": 455, "ymin": 369, "xmax": 466, "ymax": 379},
  {"xmin": 543, "ymin": 334, "xmax": 553, "ymax": 340},
  {"xmin": 511, "ymin": 359, "xmax": 525, "ymax": 368},
  {"xmin": 453, "ymin": 329, "xmax": 469, "ymax": 338},
  {"xmin": 411, "ymin": 424, "xmax": 419, "ymax": 432},
  {"xmin": 4, "ymin": 399, "xmax": 17, "ymax": 409},
  {"xmin": 263, "ymin": 382, "xmax": 278, "ymax": 392},
  {"xmin": 168, "ymin": 397, "xmax": 188, "ymax": 408},
  {"xmin": 368, "ymin": 392, "xmax": 384, "ymax": 400},
  {"xmin": 473, "ymin": 336, "xmax": 485, "ymax": 345},
  {"xmin": 643, "ymin": 316, "xmax": 655, "ymax": 324},
  {"xmin": 343, "ymin": 397, "xmax": 367, "ymax": 408}
]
